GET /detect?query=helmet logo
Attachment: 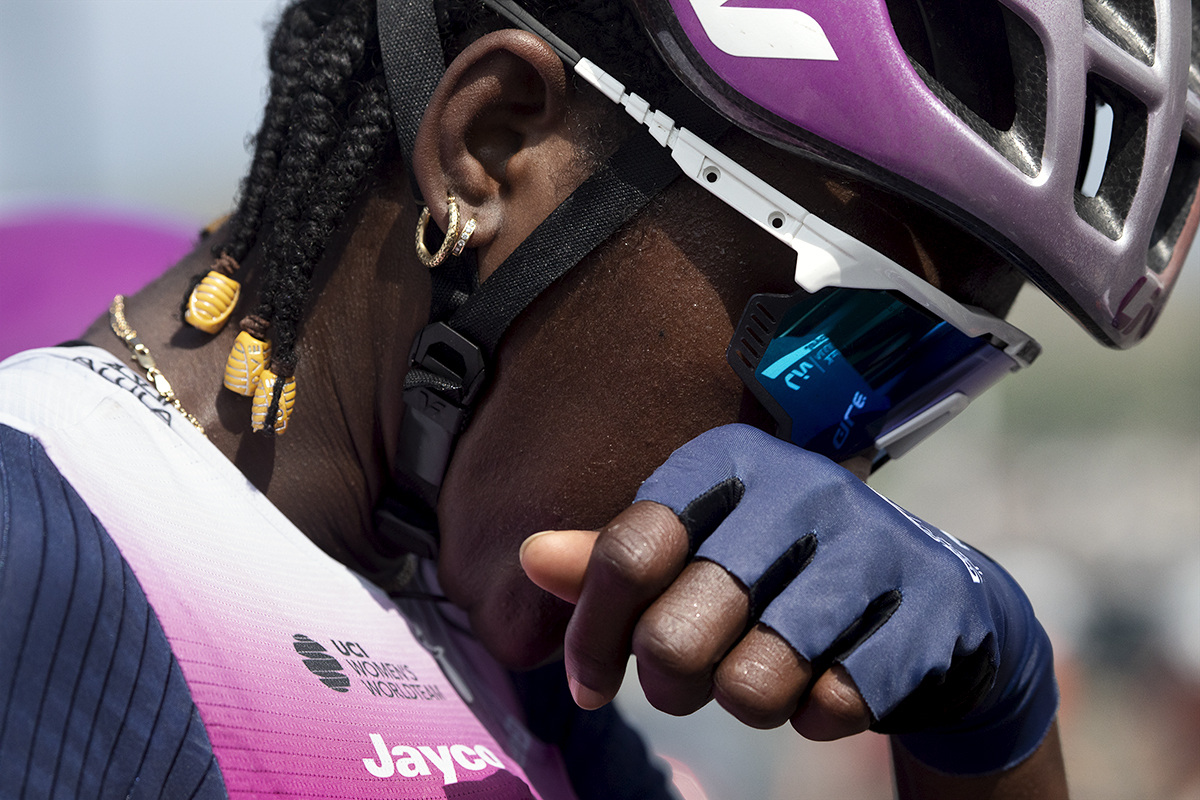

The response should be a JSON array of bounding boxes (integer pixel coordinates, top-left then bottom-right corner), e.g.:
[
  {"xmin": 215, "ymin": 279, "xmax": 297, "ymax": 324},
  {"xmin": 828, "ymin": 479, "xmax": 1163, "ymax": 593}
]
[
  {"xmin": 1112, "ymin": 275, "xmax": 1162, "ymax": 338},
  {"xmin": 687, "ymin": 0, "xmax": 838, "ymax": 61}
]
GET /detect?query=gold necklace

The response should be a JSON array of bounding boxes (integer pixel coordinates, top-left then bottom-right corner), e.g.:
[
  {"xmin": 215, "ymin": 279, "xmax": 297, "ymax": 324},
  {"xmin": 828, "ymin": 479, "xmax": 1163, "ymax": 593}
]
[{"xmin": 109, "ymin": 295, "xmax": 206, "ymax": 434}]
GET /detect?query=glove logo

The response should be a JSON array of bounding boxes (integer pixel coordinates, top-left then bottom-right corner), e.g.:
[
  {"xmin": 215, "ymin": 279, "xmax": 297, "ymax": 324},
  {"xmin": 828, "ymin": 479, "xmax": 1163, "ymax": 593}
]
[
  {"xmin": 687, "ymin": 0, "xmax": 838, "ymax": 61},
  {"xmin": 872, "ymin": 493, "xmax": 984, "ymax": 583}
]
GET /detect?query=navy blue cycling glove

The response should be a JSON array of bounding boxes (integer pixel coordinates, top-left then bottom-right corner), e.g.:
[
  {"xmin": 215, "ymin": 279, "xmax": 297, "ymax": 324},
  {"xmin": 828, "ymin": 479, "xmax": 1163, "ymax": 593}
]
[{"xmin": 634, "ymin": 424, "xmax": 1057, "ymax": 775}]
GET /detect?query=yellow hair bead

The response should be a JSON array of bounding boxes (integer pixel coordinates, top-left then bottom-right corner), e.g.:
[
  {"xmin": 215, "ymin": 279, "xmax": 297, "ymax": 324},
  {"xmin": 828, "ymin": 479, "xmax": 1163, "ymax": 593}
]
[
  {"xmin": 201, "ymin": 213, "xmax": 231, "ymax": 238},
  {"xmin": 251, "ymin": 370, "xmax": 296, "ymax": 434},
  {"xmin": 223, "ymin": 331, "xmax": 271, "ymax": 396},
  {"xmin": 184, "ymin": 271, "xmax": 241, "ymax": 334}
]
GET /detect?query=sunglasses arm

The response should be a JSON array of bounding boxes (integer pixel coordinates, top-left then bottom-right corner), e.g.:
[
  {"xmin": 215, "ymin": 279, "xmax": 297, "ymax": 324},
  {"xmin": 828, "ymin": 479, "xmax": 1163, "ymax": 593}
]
[{"xmin": 575, "ymin": 58, "xmax": 1039, "ymax": 370}]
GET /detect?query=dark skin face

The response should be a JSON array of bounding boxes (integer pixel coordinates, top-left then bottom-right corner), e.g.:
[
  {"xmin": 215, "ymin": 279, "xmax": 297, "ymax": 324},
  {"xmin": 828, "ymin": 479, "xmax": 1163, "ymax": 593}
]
[
  {"xmin": 437, "ymin": 126, "xmax": 1034, "ymax": 736},
  {"xmin": 85, "ymin": 28, "xmax": 1063, "ymax": 798}
]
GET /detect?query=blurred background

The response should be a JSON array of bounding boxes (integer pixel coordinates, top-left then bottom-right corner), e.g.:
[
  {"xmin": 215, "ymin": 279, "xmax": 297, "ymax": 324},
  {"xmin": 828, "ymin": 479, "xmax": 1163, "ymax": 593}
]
[{"xmin": 1, "ymin": 1, "xmax": 1197, "ymax": 798}]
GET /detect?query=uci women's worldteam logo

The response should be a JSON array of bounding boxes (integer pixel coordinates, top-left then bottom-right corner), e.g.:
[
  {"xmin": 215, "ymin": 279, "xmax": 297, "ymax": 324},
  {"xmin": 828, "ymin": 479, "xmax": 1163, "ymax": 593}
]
[
  {"xmin": 293, "ymin": 634, "xmax": 352, "ymax": 692},
  {"xmin": 292, "ymin": 633, "xmax": 449, "ymax": 700}
]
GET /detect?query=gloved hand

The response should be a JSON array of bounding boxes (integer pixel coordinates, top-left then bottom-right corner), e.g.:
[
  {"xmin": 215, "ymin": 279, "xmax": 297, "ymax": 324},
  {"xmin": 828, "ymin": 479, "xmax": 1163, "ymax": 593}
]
[{"xmin": 525, "ymin": 424, "xmax": 1058, "ymax": 775}]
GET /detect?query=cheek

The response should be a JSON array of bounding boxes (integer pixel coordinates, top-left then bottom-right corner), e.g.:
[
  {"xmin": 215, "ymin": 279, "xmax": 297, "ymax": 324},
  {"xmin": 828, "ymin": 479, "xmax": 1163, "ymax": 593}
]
[{"xmin": 435, "ymin": 231, "xmax": 748, "ymax": 666}]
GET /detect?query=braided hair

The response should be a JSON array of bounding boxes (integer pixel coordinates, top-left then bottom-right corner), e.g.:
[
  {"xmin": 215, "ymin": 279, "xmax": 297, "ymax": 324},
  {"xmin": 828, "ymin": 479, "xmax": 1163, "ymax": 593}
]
[{"xmin": 186, "ymin": 0, "xmax": 672, "ymax": 434}]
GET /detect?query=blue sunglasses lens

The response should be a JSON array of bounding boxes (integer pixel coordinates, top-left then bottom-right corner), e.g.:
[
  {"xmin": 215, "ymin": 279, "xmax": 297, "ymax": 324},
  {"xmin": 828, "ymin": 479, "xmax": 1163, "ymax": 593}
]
[{"xmin": 729, "ymin": 288, "xmax": 1015, "ymax": 461}]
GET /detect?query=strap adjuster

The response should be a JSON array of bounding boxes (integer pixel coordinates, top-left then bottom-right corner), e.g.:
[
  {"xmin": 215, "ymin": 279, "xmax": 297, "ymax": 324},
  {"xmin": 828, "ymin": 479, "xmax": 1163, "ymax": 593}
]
[
  {"xmin": 375, "ymin": 323, "xmax": 488, "ymax": 558},
  {"xmin": 399, "ymin": 322, "xmax": 487, "ymax": 493},
  {"xmin": 408, "ymin": 322, "xmax": 487, "ymax": 405}
]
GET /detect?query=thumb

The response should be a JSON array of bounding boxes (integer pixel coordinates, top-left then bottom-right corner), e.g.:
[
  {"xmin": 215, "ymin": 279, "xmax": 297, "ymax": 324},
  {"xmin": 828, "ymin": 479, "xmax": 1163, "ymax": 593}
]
[{"xmin": 519, "ymin": 529, "xmax": 600, "ymax": 604}]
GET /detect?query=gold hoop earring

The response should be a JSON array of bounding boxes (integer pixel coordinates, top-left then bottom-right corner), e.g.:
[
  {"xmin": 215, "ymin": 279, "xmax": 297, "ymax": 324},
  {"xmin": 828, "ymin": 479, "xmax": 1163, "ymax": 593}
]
[
  {"xmin": 415, "ymin": 195, "xmax": 461, "ymax": 268},
  {"xmin": 451, "ymin": 218, "xmax": 477, "ymax": 257}
]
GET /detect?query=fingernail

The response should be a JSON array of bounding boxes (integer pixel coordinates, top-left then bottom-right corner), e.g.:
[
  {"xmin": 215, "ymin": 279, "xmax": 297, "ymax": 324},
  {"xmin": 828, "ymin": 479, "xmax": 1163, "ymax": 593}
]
[
  {"xmin": 519, "ymin": 530, "xmax": 558, "ymax": 563},
  {"xmin": 568, "ymin": 676, "xmax": 608, "ymax": 710}
]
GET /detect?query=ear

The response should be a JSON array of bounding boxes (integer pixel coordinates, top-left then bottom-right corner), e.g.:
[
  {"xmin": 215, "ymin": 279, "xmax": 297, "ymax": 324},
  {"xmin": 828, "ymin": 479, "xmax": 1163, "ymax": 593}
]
[{"xmin": 413, "ymin": 29, "xmax": 582, "ymax": 281}]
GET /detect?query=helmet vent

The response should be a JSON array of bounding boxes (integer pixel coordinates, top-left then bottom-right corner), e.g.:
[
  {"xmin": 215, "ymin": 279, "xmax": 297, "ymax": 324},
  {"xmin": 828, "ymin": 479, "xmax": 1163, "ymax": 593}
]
[
  {"xmin": 884, "ymin": 0, "xmax": 1047, "ymax": 177},
  {"xmin": 1074, "ymin": 73, "xmax": 1149, "ymax": 240},
  {"xmin": 1079, "ymin": 99, "xmax": 1115, "ymax": 198},
  {"xmin": 1147, "ymin": 137, "xmax": 1200, "ymax": 273},
  {"xmin": 1083, "ymin": 0, "xmax": 1157, "ymax": 67}
]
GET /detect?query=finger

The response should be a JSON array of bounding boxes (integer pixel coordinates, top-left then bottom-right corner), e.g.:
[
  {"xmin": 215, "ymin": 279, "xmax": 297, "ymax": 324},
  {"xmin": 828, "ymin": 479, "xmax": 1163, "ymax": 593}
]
[
  {"xmin": 564, "ymin": 501, "xmax": 690, "ymax": 709},
  {"xmin": 632, "ymin": 559, "xmax": 749, "ymax": 715},
  {"xmin": 519, "ymin": 529, "xmax": 600, "ymax": 604},
  {"xmin": 790, "ymin": 664, "xmax": 872, "ymax": 741},
  {"xmin": 713, "ymin": 624, "xmax": 812, "ymax": 729}
]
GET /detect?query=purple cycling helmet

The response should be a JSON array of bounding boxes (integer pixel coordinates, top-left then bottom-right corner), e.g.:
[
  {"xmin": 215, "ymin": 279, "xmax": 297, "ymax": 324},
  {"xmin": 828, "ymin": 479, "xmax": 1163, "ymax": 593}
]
[{"xmin": 629, "ymin": 0, "xmax": 1199, "ymax": 348}]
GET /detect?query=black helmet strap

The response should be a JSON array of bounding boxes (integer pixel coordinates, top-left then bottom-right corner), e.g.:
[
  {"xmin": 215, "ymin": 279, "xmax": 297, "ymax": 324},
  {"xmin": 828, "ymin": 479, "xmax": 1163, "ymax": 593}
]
[{"xmin": 373, "ymin": 0, "xmax": 726, "ymax": 557}]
